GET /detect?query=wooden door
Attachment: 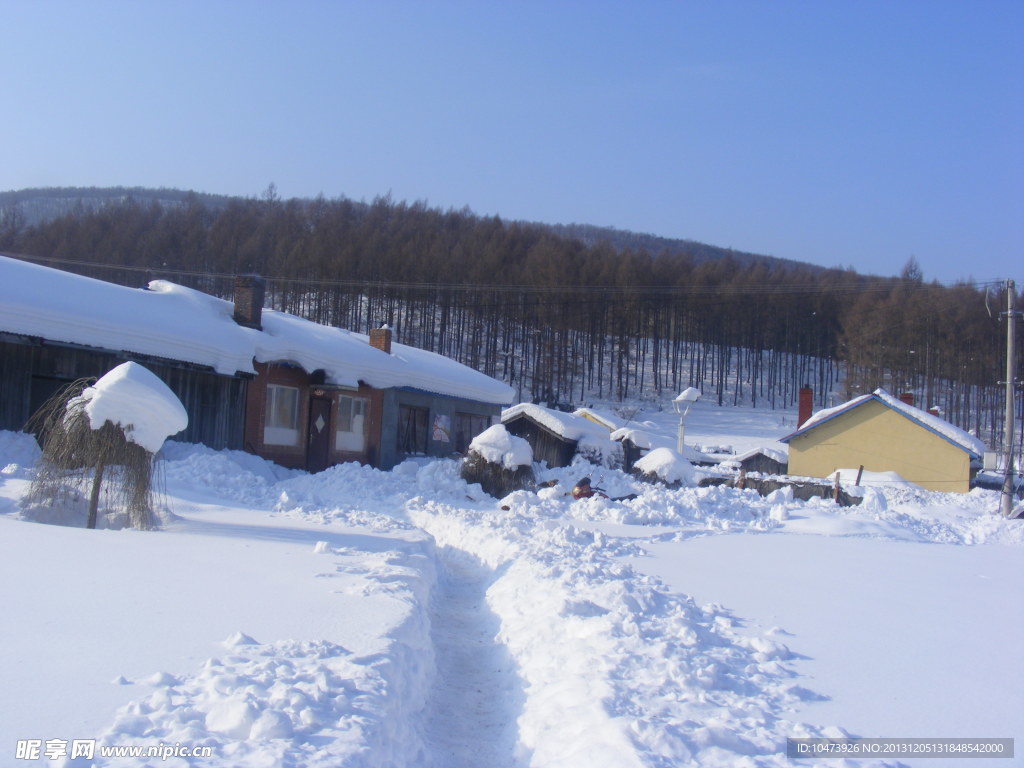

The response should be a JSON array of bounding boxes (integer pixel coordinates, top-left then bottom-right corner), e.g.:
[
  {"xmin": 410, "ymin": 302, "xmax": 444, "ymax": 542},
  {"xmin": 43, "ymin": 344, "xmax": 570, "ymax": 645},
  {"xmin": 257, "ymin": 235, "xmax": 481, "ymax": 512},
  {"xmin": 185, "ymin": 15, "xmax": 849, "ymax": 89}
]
[{"xmin": 307, "ymin": 396, "xmax": 332, "ymax": 473}]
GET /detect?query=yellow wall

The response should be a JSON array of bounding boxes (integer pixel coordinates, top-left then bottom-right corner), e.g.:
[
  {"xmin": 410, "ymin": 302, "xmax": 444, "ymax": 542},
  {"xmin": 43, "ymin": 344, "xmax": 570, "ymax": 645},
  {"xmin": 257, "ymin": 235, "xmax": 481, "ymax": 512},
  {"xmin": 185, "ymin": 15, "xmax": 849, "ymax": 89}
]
[{"xmin": 787, "ymin": 400, "xmax": 972, "ymax": 493}]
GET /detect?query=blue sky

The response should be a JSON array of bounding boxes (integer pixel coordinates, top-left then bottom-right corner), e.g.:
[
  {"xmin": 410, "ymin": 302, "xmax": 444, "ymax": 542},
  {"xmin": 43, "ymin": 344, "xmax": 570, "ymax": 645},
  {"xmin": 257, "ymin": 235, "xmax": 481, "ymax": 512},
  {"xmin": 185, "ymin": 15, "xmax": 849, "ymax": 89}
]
[{"xmin": 3, "ymin": 0, "xmax": 1021, "ymax": 284}]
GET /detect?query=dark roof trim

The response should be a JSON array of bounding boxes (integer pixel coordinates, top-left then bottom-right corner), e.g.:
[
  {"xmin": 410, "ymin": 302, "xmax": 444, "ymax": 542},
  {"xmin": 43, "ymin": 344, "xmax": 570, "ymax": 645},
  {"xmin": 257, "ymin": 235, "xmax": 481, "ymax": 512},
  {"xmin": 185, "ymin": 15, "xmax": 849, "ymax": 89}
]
[{"xmin": 0, "ymin": 331, "xmax": 254, "ymax": 379}]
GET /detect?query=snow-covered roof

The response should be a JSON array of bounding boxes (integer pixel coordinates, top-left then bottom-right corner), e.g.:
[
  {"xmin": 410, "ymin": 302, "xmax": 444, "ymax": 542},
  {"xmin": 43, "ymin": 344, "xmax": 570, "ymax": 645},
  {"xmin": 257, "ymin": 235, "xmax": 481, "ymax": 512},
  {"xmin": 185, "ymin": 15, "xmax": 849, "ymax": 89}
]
[
  {"xmin": 571, "ymin": 407, "xmax": 621, "ymax": 431},
  {"xmin": 719, "ymin": 445, "xmax": 788, "ymax": 471},
  {"xmin": 780, "ymin": 388, "xmax": 985, "ymax": 458},
  {"xmin": 0, "ymin": 255, "xmax": 514, "ymax": 405},
  {"xmin": 734, "ymin": 446, "xmax": 788, "ymax": 464},
  {"xmin": 501, "ymin": 403, "xmax": 611, "ymax": 442},
  {"xmin": 609, "ymin": 426, "xmax": 652, "ymax": 449}
]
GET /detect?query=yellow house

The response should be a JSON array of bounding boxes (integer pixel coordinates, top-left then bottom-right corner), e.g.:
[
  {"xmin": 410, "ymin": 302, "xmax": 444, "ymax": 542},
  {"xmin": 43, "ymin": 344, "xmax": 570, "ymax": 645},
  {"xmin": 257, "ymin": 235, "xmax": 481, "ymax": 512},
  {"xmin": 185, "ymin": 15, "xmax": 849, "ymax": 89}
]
[{"xmin": 780, "ymin": 389, "xmax": 986, "ymax": 493}]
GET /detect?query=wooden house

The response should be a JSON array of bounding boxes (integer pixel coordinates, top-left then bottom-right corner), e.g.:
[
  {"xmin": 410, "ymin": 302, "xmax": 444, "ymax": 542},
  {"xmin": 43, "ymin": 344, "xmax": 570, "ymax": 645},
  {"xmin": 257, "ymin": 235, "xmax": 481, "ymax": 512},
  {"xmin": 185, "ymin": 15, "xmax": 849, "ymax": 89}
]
[
  {"xmin": 780, "ymin": 388, "xmax": 985, "ymax": 493},
  {"xmin": 0, "ymin": 255, "xmax": 512, "ymax": 472}
]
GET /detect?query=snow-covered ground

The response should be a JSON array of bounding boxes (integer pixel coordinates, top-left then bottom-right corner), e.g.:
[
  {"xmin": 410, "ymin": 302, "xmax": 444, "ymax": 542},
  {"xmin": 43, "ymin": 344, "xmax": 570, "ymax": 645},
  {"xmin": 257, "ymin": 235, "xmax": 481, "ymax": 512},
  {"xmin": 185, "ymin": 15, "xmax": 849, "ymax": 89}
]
[{"xmin": 1, "ymin": 399, "xmax": 1021, "ymax": 767}]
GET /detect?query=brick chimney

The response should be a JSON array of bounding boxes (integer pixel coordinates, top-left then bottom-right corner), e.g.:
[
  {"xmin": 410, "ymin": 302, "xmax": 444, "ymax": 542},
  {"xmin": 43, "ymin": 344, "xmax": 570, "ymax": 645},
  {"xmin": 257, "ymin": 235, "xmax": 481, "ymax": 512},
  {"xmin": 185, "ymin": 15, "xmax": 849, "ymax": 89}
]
[
  {"xmin": 232, "ymin": 275, "xmax": 265, "ymax": 330},
  {"xmin": 899, "ymin": 392, "xmax": 915, "ymax": 406},
  {"xmin": 369, "ymin": 325, "xmax": 392, "ymax": 354},
  {"xmin": 797, "ymin": 387, "xmax": 813, "ymax": 427}
]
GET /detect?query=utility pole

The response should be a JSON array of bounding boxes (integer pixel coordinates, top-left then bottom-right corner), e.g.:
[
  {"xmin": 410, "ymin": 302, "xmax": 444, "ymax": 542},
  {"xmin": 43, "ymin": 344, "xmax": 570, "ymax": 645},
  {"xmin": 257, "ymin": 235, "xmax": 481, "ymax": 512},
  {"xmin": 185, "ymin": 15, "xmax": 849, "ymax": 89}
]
[{"xmin": 1001, "ymin": 279, "xmax": 1019, "ymax": 517}]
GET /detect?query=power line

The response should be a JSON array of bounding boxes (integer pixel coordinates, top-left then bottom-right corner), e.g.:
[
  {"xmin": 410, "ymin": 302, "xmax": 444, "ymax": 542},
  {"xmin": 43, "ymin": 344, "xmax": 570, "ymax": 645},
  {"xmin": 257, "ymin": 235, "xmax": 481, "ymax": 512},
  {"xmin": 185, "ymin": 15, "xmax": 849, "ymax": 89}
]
[{"xmin": 3, "ymin": 251, "xmax": 1007, "ymax": 298}]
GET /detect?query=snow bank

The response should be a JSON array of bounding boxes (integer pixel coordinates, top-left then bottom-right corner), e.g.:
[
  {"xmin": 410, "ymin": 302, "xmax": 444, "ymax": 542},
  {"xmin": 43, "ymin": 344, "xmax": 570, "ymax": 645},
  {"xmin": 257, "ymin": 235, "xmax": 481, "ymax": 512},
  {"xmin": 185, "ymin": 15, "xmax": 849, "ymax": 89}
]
[
  {"xmin": 67, "ymin": 572, "xmax": 437, "ymax": 768},
  {"xmin": 408, "ymin": 489, "xmax": 833, "ymax": 767},
  {"xmin": 79, "ymin": 362, "xmax": 188, "ymax": 453}
]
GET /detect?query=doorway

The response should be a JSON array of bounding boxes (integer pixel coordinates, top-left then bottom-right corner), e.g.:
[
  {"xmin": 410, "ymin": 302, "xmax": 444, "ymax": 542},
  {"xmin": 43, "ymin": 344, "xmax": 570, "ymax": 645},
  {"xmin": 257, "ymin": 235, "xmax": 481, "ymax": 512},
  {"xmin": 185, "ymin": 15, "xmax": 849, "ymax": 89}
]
[{"xmin": 306, "ymin": 396, "xmax": 332, "ymax": 473}]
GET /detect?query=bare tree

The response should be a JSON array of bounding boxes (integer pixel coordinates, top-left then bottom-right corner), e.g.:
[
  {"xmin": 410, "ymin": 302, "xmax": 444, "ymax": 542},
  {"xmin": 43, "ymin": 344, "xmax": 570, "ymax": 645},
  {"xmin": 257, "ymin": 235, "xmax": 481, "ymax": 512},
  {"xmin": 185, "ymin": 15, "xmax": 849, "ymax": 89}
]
[{"xmin": 23, "ymin": 379, "xmax": 161, "ymax": 530}]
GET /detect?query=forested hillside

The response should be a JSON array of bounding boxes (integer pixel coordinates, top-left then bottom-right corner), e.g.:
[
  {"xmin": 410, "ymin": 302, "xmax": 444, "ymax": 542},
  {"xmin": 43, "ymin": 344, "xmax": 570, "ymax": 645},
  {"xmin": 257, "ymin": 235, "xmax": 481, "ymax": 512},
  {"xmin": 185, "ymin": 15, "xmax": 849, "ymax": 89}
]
[{"xmin": 1, "ymin": 188, "xmax": 1019, "ymax": 449}]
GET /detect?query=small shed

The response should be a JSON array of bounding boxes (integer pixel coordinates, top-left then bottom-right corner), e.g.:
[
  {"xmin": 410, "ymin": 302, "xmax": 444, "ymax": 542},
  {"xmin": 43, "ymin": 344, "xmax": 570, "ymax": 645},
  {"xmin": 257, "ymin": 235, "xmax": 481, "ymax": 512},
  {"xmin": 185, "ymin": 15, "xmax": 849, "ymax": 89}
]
[
  {"xmin": 609, "ymin": 426, "xmax": 652, "ymax": 471},
  {"xmin": 721, "ymin": 446, "xmax": 788, "ymax": 476},
  {"xmin": 502, "ymin": 403, "xmax": 619, "ymax": 468},
  {"xmin": 780, "ymin": 388, "xmax": 985, "ymax": 493}
]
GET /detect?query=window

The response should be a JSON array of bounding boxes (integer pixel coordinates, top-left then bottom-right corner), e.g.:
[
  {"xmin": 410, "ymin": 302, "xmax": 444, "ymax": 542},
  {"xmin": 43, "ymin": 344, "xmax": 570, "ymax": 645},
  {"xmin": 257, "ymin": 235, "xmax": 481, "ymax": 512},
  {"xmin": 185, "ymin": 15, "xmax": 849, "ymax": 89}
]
[
  {"xmin": 264, "ymin": 384, "xmax": 300, "ymax": 446},
  {"xmin": 397, "ymin": 405, "xmax": 429, "ymax": 455},
  {"xmin": 455, "ymin": 412, "xmax": 491, "ymax": 454},
  {"xmin": 335, "ymin": 395, "xmax": 368, "ymax": 452}
]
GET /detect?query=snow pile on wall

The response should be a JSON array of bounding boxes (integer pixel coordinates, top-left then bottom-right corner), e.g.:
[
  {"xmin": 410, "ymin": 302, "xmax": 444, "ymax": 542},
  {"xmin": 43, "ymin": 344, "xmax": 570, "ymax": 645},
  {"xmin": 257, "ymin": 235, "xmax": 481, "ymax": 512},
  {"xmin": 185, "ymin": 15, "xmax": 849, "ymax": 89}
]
[{"xmin": 468, "ymin": 424, "xmax": 532, "ymax": 470}]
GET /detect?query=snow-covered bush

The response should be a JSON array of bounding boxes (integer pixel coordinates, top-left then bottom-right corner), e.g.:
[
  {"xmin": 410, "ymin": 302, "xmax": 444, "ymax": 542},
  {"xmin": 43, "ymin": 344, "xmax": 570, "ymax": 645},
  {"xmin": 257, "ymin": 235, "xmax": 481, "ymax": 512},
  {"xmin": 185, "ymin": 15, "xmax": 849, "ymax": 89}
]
[
  {"xmin": 22, "ymin": 362, "xmax": 187, "ymax": 530},
  {"xmin": 460, "ymin": 424, "xmax": 535, "ymax": 498},
  {"xmin": 632, "ymin": 447, "xmax": 695, "ymax": 487}
]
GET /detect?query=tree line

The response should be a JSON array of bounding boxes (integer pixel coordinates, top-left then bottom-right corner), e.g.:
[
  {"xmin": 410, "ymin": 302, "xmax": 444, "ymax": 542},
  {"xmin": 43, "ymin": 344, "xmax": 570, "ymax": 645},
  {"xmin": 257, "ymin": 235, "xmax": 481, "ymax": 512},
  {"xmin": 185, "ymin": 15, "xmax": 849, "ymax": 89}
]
[{"xmin": 1, "ymin": 189, "xmax": 1019, "ymax": 450}]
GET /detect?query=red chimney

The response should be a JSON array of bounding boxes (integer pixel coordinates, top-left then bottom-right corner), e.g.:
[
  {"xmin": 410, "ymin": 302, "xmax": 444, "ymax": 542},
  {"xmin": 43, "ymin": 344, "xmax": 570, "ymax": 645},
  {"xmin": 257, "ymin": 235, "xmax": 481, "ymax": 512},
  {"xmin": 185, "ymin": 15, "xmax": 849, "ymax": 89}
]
[
  {"xmin": 899, "ymin": 392, "xmax": 914, "ymax": 406},
  {"xmin": 232, "ymin": 275, "xmax": 265, "ymax": 330},
  {"xmin": 369, "ymin": 325, "xmax": 392, "ymax": 354},
  {"xmin": 798, "ymin": 387, "xmax": 813, "ymax": 427}
]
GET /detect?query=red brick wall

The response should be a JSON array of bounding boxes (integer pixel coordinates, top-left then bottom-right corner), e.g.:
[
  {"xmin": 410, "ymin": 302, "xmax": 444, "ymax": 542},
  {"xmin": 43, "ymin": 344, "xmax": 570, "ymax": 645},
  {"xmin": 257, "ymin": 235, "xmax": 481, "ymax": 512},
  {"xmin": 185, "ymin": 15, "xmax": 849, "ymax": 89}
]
[
  {"xmin": 244, "ymin": 362, "xmax": 311, "ymax": 470},
  {"xmin": 244, "ymin": 363, "xmax": 386, "ymax": 470}
]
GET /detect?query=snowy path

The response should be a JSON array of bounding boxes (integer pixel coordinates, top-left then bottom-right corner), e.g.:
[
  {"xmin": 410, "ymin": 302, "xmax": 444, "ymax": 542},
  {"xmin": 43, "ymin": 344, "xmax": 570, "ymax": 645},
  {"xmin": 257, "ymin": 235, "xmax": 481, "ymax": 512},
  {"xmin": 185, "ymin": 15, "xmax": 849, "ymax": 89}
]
[{"xmin": 423, "ymin": 545, "xmax": 525, "ymax": 768}]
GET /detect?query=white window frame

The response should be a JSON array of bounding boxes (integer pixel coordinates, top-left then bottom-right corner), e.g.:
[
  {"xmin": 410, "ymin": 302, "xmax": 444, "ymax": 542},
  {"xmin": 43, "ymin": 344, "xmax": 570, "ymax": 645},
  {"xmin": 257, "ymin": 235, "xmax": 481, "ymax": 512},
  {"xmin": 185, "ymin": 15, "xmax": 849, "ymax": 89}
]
[
  {"xmin": 264, "ymin": 384, "xmax": 300, "ymax": 446},
  {"xmin": 335, "ymin": 395, "xmax": 368, "ymax": 452}
]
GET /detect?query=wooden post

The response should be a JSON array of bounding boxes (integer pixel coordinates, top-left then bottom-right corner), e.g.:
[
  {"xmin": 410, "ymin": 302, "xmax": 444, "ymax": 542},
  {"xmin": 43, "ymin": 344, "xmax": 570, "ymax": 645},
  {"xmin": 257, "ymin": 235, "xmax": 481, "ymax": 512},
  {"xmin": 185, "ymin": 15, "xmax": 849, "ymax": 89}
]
[
  {"xmin": 855, "ymin": 465, "xmax": 865, "ymax": 486},
  {"xmin": 1001, "ymin": 279, "xmax": 1017, "ymax": 517},
  {"xmin": 833, "ymin": 473, "xmax": 841, "ymax": 502},
  {"xmin": 87, "ymin": 460, "xmax": 105, "ymax": 529}
]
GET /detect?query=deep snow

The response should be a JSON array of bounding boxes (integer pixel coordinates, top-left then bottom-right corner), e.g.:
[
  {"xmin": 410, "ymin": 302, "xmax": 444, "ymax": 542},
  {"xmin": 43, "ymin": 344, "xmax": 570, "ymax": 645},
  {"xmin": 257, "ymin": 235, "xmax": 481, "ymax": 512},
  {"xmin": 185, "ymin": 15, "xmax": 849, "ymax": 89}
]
[{"xmin": 1, "ymin": 399, "xmax": 1021, "ymax": 767}]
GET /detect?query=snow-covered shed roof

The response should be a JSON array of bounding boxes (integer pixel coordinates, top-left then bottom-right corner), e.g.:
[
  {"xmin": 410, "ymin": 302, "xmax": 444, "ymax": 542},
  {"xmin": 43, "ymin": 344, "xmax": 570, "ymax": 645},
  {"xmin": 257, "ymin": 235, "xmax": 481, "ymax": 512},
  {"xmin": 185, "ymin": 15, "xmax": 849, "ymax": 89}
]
[
  {"xmin": 501, "ymin": 403, "xmax": 611, "ymax": 442},
  {"xmin": 572, "ymin": 407, "xmax": 621, "ymax": 431},
  {"xmin": 719, "ymin": 446, "xmax": 788, "ymax": 470},
  {"xmin": 780, "ymin": 388, "xmax": 985, "ymax": 458},
  {"xmin": 0, "ymin": 255, "xmax": 514, "ymax": 406},
  {"xmin": 609, "ymin": 426, "xmax": 652, "ymax": 449}
]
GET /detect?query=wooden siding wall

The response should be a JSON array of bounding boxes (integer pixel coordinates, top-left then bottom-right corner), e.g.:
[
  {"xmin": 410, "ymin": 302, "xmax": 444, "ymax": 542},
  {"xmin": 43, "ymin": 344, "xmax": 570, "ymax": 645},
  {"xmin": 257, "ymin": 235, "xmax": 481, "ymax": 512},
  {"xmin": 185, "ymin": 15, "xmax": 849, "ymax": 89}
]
[
  {"xmin": 0, "ymin": 337, "xmax": 246, "ymax": 450},
  {"xmin": 503, "ymin": 417, "xmax": 577, "ymax": 468},
  {"xmin": 739, "ymin": 453, "xmax": 788, "ymax": 476}
]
